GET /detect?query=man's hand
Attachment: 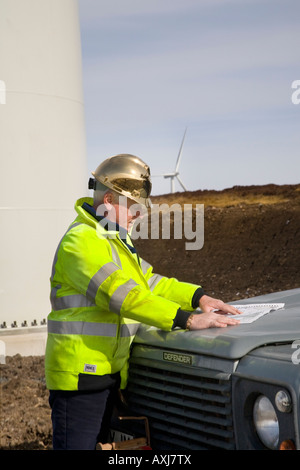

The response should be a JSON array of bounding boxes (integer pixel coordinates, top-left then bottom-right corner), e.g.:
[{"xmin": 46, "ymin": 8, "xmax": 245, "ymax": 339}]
[
  {"xmin": 188, "ymin": 295, "xmax": 242, "ymax": 330},
  {"xmin": 188, "ymin": 310, "xmax": 240, "ymax": 330},
  {"xmin": 199, "ymin": 295, "xmax": 243, "ymax": 316}
]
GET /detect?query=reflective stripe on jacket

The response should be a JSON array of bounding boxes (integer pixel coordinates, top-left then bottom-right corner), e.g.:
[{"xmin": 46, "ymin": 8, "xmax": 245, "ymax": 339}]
[{"xmin": 45, "ymin": 197, "xmax": 200, "ymax": 390}]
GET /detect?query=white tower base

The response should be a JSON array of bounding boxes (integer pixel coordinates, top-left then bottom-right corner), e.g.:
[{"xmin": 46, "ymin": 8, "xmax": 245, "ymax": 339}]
[{"xmin": 0, "ymin": 0, "xmax": 87, "ymax": 357}]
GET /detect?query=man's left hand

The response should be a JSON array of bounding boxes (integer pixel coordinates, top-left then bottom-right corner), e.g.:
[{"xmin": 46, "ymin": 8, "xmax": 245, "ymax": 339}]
[{"xmin": 199, "ymin": 295, "xmax": 243, "ymax": 316}]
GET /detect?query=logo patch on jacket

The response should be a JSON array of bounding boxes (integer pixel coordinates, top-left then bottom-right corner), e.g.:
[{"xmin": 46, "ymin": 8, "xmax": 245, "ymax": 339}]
[{"xmin": 84, "ymin": 363, "xmax": 97, "ymax": 373}]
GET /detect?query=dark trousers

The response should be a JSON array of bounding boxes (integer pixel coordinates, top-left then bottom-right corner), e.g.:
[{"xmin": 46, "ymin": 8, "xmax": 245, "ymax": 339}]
[{"xmin": 49, "ymin": 387, "xmax": 117, "ymax": 450}]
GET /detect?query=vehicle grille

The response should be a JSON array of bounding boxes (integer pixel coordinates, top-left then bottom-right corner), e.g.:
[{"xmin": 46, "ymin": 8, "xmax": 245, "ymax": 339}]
[{"xmin": 125, "ymin": 353, "xmax": 235, "ymax": 450}]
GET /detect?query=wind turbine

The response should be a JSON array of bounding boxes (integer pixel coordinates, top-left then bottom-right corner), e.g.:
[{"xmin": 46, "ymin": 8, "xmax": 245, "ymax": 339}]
[{"xmin": 155, "ymin": 129, "xmax": 188, "ymax": 193}]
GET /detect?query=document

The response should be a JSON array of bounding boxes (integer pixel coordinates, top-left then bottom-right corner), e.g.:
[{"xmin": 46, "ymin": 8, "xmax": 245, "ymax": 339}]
[{"xmin": 226, "ymin": 303, "xmax": 285, "ymax": 324}]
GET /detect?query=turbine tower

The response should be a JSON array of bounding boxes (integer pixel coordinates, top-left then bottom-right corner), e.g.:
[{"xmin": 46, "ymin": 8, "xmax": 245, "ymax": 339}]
[
  {"xmin": 0, "ymin": 0, "xmax": 87, "ymax": 357},
  {"xmin": 157, "ymin": 129, "xmax": 188, "ymax": 193}
]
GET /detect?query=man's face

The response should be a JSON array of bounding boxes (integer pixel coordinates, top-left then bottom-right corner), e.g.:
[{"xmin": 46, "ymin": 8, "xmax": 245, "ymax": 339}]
[
  {"xmin": 97, "ymin": 192, "xmax": 143, "ymax": 231},
  {"xmin": 115, "ymin": 196, "xmax": 142, "ymax": 230}
]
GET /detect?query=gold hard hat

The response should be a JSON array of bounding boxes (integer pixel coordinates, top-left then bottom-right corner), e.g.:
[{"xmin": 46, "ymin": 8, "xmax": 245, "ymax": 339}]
[{"xmin": 92, "ymin": 154, "xmax": 152, "ymax": 208}]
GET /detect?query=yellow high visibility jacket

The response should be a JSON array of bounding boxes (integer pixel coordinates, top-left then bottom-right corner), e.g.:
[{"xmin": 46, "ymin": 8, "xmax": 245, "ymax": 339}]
[{"xmin": 45, "ymin": 197, "xmax": 200, "ymax": 391}]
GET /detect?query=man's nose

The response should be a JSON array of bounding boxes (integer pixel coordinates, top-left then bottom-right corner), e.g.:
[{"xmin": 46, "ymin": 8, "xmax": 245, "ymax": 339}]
[{"xmin": 132, "ymin": 210, "xmax": 140, "ymax": 219}]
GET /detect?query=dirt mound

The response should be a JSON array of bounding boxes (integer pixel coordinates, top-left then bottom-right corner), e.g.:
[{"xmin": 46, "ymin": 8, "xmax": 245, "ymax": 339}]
[
  {"xmin": 1, "ymin": 183, "xmax": 300, "ymax": 450},
  {"xmin": 138, "ymin": 183, "xmax": 300, "ymax": 300}
]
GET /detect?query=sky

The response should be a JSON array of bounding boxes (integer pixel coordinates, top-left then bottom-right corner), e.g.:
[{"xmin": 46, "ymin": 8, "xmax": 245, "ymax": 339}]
[{"xmin": 78, "ymin": 0, "xmax": 300, "ymax": 196}]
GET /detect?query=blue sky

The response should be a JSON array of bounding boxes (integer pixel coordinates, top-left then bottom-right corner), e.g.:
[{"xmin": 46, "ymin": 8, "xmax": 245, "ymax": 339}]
[{"xmin": 78, "ymin": 0, "xmax": 300, "ymax": 195}]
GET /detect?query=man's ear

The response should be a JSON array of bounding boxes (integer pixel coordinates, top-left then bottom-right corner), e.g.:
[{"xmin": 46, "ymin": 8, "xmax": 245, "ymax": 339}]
[{"xmin": 103, "ymin": 191, "xmax": 114, "ymax": 206}]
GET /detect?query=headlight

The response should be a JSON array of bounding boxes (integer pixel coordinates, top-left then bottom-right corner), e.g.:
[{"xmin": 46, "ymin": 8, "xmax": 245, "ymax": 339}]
[{"xmin": 253, "ymin": 395, "xmax": 279, "ymax": 449}]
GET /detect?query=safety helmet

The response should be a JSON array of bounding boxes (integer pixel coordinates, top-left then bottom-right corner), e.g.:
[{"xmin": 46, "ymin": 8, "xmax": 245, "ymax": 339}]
[{"xmin": 90, "ymin": 154, "xmax": 152, "ymax": 208}]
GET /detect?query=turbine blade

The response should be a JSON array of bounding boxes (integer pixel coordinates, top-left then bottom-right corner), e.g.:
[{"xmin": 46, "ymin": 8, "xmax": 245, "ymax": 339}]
[
  {"xmin": 176, "ymin": 175, "xmax": 187, "ymax": 191},
  {"xmin": 152, "ymin": 173, "xmax": 174, "ymax": 177},
  {"xmin": 175, "ymin": 127, "xmax": 187, "ymax": 172}
]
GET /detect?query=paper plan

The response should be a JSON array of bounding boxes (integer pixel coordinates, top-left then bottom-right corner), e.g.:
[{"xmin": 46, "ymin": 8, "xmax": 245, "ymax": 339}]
[{"xmin": 225, "ymin": 303, "xmax": 285, "ymax": 324}]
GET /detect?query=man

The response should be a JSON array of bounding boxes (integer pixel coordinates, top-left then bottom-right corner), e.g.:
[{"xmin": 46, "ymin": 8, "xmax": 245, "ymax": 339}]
[{"xmin": 45, "ymin": 154, "xmax": 241, "ymax": 450}]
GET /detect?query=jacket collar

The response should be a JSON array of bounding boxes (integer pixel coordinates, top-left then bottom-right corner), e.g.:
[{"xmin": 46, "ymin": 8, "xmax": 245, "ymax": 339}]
[
  {"xmin": 74, "ymin": 197, "xmax": 131, "ymax": 243},
  {"xmin": 75, "ymin": 197, "xmax": 138, "ymax": 256}
]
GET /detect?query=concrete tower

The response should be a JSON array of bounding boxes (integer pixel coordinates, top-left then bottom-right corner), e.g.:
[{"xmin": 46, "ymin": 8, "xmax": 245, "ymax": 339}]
[{"xmin": 0, "ymin": 0, "xmax": 87, "ymax": 357}]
